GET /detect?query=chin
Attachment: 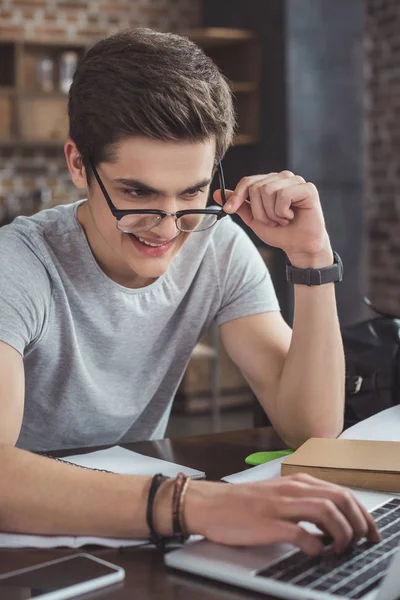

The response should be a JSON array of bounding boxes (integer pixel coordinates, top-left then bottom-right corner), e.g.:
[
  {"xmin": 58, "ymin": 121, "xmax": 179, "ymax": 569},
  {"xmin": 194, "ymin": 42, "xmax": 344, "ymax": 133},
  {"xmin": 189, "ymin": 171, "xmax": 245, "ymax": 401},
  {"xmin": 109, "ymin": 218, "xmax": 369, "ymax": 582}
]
[
  {"xmin": 122, "ymin": 231, "xmax": 188, "ymax": 277},
  {"xmin": 132, "ymin": 262, "xmax": 170, "ymax": 280}
]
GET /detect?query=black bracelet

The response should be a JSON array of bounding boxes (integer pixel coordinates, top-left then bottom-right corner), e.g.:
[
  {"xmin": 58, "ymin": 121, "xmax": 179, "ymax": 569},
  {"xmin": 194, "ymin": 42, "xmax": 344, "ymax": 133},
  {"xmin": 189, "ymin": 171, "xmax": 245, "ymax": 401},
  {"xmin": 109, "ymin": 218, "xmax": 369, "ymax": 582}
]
[{"xmin": 146, "ymin": 473, "xmax": 169, "ymax": 549}]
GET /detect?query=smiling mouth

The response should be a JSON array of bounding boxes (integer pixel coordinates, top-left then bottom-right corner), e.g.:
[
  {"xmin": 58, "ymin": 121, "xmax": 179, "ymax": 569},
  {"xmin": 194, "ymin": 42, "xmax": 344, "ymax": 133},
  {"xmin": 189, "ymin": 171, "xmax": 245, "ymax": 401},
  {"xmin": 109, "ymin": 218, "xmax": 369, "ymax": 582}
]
[
  {"xmin": 132, "ymin": 235, "xmax": 169, "ymax": 247},
  {"xmin": 128, "ymin": 233, "xmax": 179, "ymax": 248}
]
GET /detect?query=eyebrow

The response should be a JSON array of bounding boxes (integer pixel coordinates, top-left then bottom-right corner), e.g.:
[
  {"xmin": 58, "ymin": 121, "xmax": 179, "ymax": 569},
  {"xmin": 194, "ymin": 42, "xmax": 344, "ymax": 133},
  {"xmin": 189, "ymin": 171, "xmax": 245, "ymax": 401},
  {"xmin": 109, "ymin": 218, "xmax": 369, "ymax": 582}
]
[{"xmin": 114, "ymin": 177, "xmax": 212, "ymax": 196}]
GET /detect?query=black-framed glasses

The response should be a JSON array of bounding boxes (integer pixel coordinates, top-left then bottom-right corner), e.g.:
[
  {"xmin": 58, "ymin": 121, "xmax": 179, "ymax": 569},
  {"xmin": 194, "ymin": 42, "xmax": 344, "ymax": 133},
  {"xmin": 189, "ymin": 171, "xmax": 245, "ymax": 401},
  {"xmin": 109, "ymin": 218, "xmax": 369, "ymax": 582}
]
[{"xmin": 89, "ymin": 158, "xmax": 228, "ymax": 234}]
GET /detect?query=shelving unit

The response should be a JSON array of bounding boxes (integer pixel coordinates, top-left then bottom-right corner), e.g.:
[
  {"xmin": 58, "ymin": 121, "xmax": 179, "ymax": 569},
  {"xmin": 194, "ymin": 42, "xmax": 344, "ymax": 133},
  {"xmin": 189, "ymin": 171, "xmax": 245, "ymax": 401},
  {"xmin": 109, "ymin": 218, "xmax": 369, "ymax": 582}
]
[
  {"xmin": 184, "ymin": 27, "xmax": 261, "ymax": 147},
  {"xmin": 0, "ymin": 39, "xmax": 86, "ymax": 146},
  {"xmin": 0, "ymin": 28, "xmax": 260, "ymax": 148}
]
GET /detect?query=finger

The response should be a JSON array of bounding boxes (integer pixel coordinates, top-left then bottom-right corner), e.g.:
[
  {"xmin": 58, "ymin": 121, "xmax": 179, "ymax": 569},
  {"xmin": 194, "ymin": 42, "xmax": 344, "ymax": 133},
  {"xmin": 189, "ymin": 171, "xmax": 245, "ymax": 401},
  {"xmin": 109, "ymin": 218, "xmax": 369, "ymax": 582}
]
[
  {"xmin": 252, "ymin": 176, "xmax": 305, "ymax": 225},
  {"xmin": 275, "ymin": 191, "xmax": 294, "ymax": 222},
  {"xmin": 281, "ymin": 475, "xmax": 381, "ymax": 544},
  {"xmin": 277, "ymin": 182, "xmax": 319, "ymax": 211},
  {"xmin": 273, "ymin": 521, "xmax": 324, "ymax": 557},
  {"xmin": 313, "ymin": 483, "xmax": 381, "ymax": 543},
  {"xmin": 288, "ymin": 474, "xmax": 381, "ymax": 542},
  {"xmin": 226, "ymin": 171, "xmax": 298, "ymax": 214},
  {"xmin": 212, "ymin": 189, "xmax": 260, "ymax": 228},
  {"xmin": 259, "ymin": 177, "xmax": 305, "ymax": 220},
  {"xmin": 224, "ymin": 175, "xmax": 267, "ymax": 213},
  {"xmin": 250, "ymin": 182, "xmax": 290, "ymax": 227},
  {"xmin": 234, "ymin": 201, "xmax": 260, "ymax": 228},
  {"xmin": 247, "ymin": 184, "xmax": 282, "ymax": 227},
  {"xmin": 312, "ymin": 487, "xmax": 372, "ymax": 544},
  {"xmin": 352, "ymin": 495, "xmax": 382, "ymax": 543},
  {"xmin": 213, "ymin": 189, "xmax": 234, "ymax": 207},
  {"xmin": 280, "ymin": 498, "xmax": 353, "ymax": 554}
]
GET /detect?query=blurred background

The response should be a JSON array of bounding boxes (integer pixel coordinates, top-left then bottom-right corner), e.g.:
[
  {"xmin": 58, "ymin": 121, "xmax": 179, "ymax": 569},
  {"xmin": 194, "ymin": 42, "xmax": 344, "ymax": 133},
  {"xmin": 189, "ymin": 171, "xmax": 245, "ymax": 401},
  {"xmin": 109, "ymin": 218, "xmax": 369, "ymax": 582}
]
[{"xmin": 0, "ymin": 0, "xmax": 399, "ymax": 436}]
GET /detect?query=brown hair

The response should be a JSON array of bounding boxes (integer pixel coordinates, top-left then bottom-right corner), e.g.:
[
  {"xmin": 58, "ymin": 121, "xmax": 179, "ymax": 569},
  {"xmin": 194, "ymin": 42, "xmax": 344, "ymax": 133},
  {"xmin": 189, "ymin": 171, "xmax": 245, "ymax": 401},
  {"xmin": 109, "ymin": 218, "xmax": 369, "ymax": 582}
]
[{"xmin": 68, "ymin": 28, "xmax": 236, "ymax": 181}]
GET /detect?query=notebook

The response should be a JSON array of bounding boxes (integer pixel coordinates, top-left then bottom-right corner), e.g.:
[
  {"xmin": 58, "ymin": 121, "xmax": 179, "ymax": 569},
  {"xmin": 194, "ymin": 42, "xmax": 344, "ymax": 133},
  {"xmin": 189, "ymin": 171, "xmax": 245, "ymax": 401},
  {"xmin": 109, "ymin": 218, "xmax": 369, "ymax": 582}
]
[
  {"xmin": 59, "ymin": 445, "xmax": 205, "ymax": 478},
  {"xmin": 280, "ymin": 438, "xmax": 400, "ymax": 492}
]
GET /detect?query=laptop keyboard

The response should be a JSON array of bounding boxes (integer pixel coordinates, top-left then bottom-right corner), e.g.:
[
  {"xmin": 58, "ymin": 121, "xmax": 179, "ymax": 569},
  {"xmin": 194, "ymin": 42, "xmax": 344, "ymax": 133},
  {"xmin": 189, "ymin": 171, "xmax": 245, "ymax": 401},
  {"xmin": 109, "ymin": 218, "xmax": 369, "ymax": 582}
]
[{"xmin": 257, "ymin": 498, "xmax": 400, "ymax": 598}]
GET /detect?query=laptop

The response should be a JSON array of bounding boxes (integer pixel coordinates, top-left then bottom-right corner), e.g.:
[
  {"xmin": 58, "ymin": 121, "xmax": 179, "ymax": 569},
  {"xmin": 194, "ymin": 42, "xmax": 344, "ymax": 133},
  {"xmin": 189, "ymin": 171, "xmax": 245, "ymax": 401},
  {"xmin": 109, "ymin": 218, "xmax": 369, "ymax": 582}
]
[{"xmin": 165, "ymin": 491, "xmax": 400, "ymax": 600}]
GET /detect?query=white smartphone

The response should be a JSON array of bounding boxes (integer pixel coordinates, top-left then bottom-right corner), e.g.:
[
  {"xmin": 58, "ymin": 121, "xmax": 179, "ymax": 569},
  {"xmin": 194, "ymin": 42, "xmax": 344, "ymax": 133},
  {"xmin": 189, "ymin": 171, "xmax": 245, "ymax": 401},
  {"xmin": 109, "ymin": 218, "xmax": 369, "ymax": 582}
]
[{"xmin": 0, "ymin": 553, "xmax": 125, "ymax": 600}]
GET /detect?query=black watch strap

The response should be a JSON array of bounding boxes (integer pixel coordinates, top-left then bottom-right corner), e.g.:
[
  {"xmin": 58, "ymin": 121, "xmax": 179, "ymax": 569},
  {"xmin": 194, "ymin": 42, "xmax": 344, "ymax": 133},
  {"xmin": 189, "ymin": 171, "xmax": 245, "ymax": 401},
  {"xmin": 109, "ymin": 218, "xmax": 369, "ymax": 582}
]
[{"xmin": 286, "ymin": 251, "xmax": 343, "ymax": 286}]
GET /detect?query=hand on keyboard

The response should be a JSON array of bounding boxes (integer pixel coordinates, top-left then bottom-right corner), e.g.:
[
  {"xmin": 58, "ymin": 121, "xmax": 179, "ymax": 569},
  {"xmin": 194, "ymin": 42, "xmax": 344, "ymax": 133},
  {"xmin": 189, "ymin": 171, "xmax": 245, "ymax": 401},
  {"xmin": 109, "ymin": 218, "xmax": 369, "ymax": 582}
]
[{"xmin": 184, "ymin": 473, "xmax": 382, "ymax": 556}]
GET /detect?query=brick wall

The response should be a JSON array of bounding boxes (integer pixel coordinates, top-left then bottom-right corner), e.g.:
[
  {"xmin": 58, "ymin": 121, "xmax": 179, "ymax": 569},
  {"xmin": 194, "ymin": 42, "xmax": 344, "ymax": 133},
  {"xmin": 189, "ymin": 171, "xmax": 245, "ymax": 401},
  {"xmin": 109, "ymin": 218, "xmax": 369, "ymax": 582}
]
[
  {"xmin": 0, "ymin": 0, "xmax": 202, "ymax": 223},
  {"xmin": 365, "ymin": 0, "xmax": 400, "ymax": 315}
]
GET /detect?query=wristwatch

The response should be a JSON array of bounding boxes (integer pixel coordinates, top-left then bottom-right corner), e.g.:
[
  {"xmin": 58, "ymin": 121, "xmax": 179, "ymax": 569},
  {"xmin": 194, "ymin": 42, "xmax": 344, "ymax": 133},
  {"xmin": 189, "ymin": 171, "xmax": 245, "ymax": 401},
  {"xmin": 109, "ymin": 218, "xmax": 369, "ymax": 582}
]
[{"xmin": 285, "ymin": 251, "xmax": 343, "ymax": 286}]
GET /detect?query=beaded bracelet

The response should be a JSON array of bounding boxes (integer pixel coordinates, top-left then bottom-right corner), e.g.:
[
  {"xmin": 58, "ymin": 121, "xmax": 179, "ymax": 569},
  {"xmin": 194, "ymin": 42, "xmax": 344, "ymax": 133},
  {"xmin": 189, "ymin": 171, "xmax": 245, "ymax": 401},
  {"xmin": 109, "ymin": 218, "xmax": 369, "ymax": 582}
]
[
  {"xmin": 172, "ymin": 472, "xmax": 190, "ymax": 543},
  {"xmin": 178, "ymin": 475, "xmax": 191, "ymax": 540},
  {"xmin": 146, "ymin": 472, "xmax": 191, "ymax": 549},
  {"xmin": 146, "ymin": 473, "xmax": 169, "ymax": 549}
]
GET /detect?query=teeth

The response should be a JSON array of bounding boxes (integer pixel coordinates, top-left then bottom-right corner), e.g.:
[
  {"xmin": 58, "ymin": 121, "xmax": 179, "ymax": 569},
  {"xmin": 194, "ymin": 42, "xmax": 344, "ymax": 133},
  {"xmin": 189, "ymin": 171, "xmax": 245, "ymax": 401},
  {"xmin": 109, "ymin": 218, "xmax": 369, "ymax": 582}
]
[{"xmin": 137, "ymin": 236, "xmax": 165, "ymax": 248}]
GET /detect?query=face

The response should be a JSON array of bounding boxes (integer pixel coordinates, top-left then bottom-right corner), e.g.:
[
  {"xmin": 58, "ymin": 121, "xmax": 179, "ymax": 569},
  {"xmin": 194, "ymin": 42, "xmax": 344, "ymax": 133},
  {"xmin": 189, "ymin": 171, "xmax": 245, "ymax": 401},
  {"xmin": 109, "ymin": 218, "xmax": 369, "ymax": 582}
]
[{"xmin": 66, "ymin": 136, "xmax": 216, "ymax": 287}]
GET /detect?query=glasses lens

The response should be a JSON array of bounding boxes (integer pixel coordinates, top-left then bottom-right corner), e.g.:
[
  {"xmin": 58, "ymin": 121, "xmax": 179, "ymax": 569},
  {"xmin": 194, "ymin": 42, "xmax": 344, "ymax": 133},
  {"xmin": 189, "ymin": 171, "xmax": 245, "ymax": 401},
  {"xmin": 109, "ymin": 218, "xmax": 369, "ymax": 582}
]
[
  {"xmin": 117, "ymin": 214, "xmax": 162, "ymax": 234},
  {"xmin": 177, "ymin": 213, "xmax": 218, "ymax": 232}
]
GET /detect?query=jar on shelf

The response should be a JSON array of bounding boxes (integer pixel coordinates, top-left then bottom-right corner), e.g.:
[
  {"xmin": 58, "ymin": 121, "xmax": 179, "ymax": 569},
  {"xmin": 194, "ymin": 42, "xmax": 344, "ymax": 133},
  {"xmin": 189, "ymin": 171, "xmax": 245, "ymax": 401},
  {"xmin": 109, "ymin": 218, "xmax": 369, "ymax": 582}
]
[
  {"xmin": 59, "ymin": 51, "xmax": 78, "ymax": 94},
  {"xmin": 36, "ymin": 56, "xmax": 55, "ymax": 93}
]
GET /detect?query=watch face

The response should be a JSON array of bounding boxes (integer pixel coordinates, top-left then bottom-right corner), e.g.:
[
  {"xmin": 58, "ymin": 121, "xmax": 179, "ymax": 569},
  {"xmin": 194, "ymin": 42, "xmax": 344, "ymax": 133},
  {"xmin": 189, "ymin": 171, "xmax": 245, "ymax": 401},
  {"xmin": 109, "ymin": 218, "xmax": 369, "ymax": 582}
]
[{"xmin": 333, "ymin": 251, "xmax": 344, "ymax": 281}]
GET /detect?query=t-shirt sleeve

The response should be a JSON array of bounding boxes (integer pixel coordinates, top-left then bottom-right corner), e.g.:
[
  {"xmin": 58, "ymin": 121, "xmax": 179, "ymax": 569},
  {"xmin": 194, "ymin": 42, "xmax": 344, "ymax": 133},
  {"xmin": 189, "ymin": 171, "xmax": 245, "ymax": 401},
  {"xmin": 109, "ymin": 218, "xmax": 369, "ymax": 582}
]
[
  {"xmin": 0, "ymin": 226, "xmax": 51, "ymax": 355},
  {"xmin": 214, "ymin": 219, "xmax": 280, "ymax": 326}
]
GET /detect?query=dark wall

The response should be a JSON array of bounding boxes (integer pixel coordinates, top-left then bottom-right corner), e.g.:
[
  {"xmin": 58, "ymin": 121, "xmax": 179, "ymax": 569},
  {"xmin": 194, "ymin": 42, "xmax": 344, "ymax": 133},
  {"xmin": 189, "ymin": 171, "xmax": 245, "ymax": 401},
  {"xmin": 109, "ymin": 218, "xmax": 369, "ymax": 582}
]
[
  {"xmin": 364, "ymin": 0, "xmax": 400, "ymax": 316},
  {"xmin": 203, "ymin": 0, "xmax": 365, "ymax": 326}
]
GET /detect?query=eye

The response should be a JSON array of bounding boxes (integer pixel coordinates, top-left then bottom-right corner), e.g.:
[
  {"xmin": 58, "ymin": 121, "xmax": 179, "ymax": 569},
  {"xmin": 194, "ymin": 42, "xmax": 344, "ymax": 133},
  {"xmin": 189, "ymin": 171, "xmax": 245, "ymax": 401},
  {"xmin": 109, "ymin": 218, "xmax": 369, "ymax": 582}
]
[
  {"xmin": 121, "ymin": 188, "xmax": 149, "ymax": 198},
  {"xmin": 184, "ymin": 187, "xmax": 206, "ymax": 198}
]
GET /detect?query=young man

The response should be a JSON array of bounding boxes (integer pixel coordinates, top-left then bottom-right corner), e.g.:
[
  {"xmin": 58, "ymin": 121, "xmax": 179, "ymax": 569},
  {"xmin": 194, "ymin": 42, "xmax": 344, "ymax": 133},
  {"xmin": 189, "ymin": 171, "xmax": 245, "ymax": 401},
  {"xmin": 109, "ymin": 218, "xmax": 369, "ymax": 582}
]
[{"xmin": 0, "ymin": 29, "xmax": 380, "ymax": 553}]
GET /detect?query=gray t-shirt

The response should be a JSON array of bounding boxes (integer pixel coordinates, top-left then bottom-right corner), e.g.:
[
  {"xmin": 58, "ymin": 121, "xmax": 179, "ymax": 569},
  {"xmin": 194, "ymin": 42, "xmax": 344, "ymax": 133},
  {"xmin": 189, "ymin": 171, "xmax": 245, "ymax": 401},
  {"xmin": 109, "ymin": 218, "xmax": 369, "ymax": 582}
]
[{"xmin": 0, "ymin": 201, "xmax": 279, "ymax": 452}]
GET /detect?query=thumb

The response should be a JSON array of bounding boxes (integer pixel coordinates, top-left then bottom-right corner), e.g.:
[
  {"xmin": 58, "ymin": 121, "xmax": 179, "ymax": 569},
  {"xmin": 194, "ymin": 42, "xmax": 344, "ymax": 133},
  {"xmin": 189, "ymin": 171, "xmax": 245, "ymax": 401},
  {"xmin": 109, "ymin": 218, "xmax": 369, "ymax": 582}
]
[
  {"xmin": 213, "ymin": 189, "xmax": 235, "ymax": 208},
  {"xmin": 213, "ymin": 188, "xmax": 254, "ymax": 227}
]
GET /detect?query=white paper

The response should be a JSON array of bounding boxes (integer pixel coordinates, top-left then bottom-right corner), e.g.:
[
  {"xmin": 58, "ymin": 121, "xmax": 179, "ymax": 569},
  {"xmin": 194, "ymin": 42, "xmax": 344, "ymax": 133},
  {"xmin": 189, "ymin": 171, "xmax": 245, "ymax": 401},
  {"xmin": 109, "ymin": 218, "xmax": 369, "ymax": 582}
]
[
  {"xmin": 222, "ymin": 456, "xmax": 286, "ymax": 483},
  {"xmin": 0, "ymin": 445, "xmax": 204, "ymax": 548},
  {"xmin": 338, "ymin": 405, "xmax": 400, "ymax": 442},
  {"xmin": 0, "ymin": 533, "xmax": 145, "ymax": 549},
  {"xmin": 60, "ymin": 445, "xmax": 205, "ymax": 478}
]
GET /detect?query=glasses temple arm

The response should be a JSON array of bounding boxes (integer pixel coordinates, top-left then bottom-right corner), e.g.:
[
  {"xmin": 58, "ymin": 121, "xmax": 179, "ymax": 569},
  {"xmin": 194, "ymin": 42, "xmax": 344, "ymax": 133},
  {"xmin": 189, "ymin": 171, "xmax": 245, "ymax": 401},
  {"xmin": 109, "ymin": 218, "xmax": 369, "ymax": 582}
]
[
  {"xmin": 89, "ymin": 159, "xmax": 117, "ymax": 215},
  {"xmin": 217, "ymin": 161, "xmax": 227, "ymax": 206}
]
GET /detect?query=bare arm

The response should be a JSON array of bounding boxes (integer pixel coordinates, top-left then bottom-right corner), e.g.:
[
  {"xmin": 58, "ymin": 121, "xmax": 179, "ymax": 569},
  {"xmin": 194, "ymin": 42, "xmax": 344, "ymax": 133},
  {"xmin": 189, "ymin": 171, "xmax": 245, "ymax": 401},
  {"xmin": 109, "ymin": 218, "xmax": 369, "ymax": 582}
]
[
  {"xmin": 276, "ymin": 263, "xmax": 344, "ymax": 445},
  {"xmin": 215, "ymin": 171, "xmax": 345, "ymax": 448},
  {"xmin": 0, "ymin": 341, "xmax": 157, "ymax": 538},
  {"xmin": 221, "ymin": 272, "xmax": 344, "ymax": 450}
]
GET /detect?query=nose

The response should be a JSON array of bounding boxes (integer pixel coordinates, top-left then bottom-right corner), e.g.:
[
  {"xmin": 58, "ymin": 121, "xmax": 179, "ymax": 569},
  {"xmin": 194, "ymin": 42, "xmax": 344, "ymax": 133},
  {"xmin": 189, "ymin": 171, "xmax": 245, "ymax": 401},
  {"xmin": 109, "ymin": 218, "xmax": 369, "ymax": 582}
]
[{"xmin": 151, "ymin": 213, "xmax": 179, "ymax": 239}]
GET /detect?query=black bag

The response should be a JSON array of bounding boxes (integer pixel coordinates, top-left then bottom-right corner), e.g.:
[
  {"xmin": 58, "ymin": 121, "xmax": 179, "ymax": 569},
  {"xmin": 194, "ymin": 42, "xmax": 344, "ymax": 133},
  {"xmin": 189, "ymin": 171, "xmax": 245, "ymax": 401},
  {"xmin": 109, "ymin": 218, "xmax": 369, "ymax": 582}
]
[{"xmin": 342, "ymin": 298, "xmax": 400, "ymax": 429}]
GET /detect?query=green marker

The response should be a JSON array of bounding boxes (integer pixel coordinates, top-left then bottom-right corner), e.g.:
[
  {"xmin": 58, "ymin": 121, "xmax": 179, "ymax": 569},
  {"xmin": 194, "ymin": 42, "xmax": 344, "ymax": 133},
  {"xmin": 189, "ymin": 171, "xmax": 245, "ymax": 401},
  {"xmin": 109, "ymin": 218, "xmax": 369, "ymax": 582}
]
[{"xmin": 245, "ymin": 449, "xmax": 294, "ymax": 466}]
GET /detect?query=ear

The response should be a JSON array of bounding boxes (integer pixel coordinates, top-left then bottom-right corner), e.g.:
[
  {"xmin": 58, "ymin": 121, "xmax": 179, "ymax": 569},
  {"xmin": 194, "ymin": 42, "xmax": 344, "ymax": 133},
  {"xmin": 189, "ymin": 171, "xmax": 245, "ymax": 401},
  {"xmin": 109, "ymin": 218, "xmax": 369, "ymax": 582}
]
[{"xmin": 64, "ymin": 139, "xmax": 87, "ymax": 190}]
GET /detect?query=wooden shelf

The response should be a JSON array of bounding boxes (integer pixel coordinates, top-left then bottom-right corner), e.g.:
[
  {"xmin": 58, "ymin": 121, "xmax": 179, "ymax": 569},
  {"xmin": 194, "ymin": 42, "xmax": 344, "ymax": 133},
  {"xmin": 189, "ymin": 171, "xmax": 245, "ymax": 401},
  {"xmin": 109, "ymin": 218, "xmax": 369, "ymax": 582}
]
[
  {"xmin": 19, "ymin": 92, "xmax": 69, "ymax": 99},
  {"xmin": 1, "ymin": 32, "xmax": 260, "ymax": 150},
  {"xmin": 230, "ymin": 81, "xmax": 259, "ymax": 93},
  {"xmin": 184, "ymin": 27, "xmax": 260, "ymax": 150},
  {"xmin": 0, "ymin": 138, "xmax": 17, "ymax": 146},
  {"xmin": 0, "ymin": 36, "xmax": 88, "ymax": 47},
  {"xmin": 0, "ymin": 86, "xmax": 15, "ymax": 96},
  {"xmin": 0, "ymin": 138, "xmax": 66, "ymax": 148},
  {"xmin": 181, "ymin": 27, "xmax": 255, "ymax": 47},
  {"xmin": 234, "ymin": 134, "xmax": 259, "ymax": 146},
  {"xmin": 0, "ymin": 39, "xmax": 85, "ymax": 145}
]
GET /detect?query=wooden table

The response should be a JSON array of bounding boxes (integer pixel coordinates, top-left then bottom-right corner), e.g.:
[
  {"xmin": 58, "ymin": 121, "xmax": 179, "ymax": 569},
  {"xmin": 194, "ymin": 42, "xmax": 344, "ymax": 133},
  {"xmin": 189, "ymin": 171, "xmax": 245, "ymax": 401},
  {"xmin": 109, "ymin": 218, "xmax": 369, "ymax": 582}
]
[{"xmin": 0, "ymin": 427, "xmax": 286, "ymax": 599}]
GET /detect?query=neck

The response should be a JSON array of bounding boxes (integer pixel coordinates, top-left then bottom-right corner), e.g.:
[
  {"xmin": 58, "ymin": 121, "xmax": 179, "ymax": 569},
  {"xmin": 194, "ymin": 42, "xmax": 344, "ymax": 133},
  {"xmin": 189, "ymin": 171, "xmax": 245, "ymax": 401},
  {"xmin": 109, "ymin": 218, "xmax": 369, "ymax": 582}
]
[{"xmin": 77, "ymin": 201, "xmax": 156, "ymax": 289}]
